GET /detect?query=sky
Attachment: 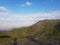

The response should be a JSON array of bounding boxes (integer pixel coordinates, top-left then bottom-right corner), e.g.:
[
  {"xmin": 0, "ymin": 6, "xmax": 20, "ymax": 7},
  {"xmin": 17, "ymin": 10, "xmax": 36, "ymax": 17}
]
[{"xmin": 0, "ymin": 0, "xmax": 60, "ymax": 30}]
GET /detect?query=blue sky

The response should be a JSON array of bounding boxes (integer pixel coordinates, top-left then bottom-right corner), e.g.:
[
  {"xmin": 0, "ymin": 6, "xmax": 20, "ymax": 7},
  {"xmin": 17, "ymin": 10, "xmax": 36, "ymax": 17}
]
[
  {"xmin": 0, "ymin": 0, "xmax": 60, "ymax": 14},
  {"xmin": 0, "ymin": 0, "xmax": 60, "ymax": 30}
]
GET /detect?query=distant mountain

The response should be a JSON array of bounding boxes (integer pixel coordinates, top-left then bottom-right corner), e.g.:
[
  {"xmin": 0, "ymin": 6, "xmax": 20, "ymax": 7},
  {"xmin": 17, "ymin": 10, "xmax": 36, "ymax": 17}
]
[{"xmin": 0, "ymin": 19, "xmax": 60, "ymax": 45}]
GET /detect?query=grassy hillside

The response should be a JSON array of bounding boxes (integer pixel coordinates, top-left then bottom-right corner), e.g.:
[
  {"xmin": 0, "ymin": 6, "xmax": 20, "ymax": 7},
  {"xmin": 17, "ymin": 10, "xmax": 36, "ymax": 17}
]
[{"xmin": 0, "ymin": 19, "xmax": 60, "ymax": 45}]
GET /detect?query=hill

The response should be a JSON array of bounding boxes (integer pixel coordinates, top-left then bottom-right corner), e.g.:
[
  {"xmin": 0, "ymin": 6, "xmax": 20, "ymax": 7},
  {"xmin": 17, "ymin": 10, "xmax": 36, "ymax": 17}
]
[{"xmin": 0, "ymin": 19, "xmax": 60, "ymax": 45}]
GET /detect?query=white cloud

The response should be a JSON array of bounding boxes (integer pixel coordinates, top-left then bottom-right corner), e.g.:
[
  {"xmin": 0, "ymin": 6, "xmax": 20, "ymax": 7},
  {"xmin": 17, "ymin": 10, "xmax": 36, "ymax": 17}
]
[
  {"xmin": 0, "ymin": 6, "xmax": 8, "ymax": 16},
  {"xmin": 26, "ymin": 1, "xmax": 32, "ymax": 6},
  {"xmin": 0, "ymin": 6, "xmax": 7, "ymax": 11},
  {"xmin": 0, "ymin": 7, "xmax": 60, "ymax": 30},
  {"xmin": 20, "ymin": 4, "xmax": 25, "ymax": 6},
  {"xmin": 20, "ymin": 1, "xmax": 32, "ymax": 6}
]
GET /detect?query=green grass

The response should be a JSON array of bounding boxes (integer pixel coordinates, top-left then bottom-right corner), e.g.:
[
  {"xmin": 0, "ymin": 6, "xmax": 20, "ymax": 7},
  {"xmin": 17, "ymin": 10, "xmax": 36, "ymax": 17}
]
[{"xmin": 0, "ymin": 19, "xmax": 60, "ymax": 45}]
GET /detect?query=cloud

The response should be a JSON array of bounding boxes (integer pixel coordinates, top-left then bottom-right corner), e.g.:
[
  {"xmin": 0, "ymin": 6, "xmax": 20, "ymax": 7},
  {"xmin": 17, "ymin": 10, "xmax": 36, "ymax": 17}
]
[
  {"xmin": 0, "ymin": 7, "xmax": 60, "ymax": 30},
  {"xmin": 20, "ymin": 1, "xmax": 32, "ymax": 6},
  {"xmin": 0, "ymin": 6, "xmax": 8, "ymax": 16},
  {"xmin": 26, "ymin": 1, "xmax": 32, "ymax": 6},
  {"xmin": 0, "ymin": 6, "xmax": 7, "ymax": 11}
]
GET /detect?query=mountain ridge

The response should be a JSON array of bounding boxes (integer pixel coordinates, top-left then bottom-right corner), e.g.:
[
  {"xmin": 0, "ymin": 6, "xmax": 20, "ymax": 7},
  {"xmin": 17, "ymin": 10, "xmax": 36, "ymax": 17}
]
[{"xmin": 0, "ymin": 19, "xmax": 60, "ymax": 45}]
